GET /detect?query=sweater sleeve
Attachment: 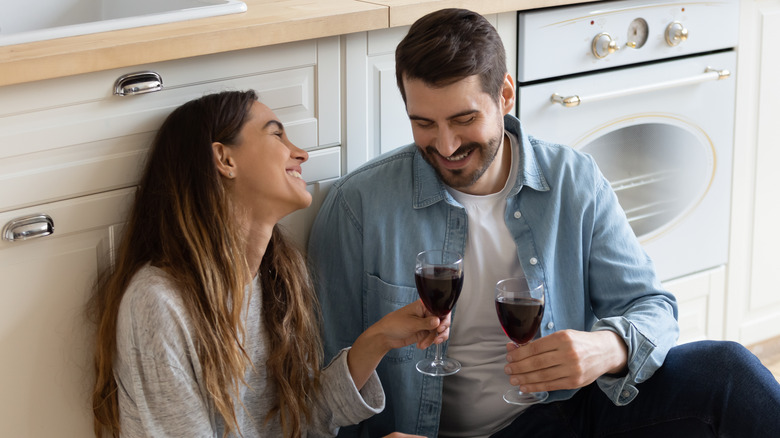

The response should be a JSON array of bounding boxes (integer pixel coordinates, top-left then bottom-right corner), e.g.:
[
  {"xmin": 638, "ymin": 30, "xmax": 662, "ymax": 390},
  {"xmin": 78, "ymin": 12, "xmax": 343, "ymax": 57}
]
[
  {"xmin": 114, "ymin": 268, "xmax": 217, "ymax": 438},
  {"xmin": 307, "ymin": 348, "xmax": 385, "ymax": 437}
]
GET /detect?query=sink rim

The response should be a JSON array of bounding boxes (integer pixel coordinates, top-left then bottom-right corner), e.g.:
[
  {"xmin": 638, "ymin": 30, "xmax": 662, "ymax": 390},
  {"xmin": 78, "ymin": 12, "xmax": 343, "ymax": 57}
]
[{"xmin": 0, "ymin": 0, "xmax": 247, "ymax": 47}]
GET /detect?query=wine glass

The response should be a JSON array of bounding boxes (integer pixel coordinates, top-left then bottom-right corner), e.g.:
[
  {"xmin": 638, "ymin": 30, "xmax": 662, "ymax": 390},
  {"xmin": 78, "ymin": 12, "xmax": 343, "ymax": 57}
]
[
  {"xmin": 414, "ymin": 249, "xmax": 464, "ymax": 376},
  {"xmin": 494, "ymin": 276, "xmax": 549, "ymax": 405}
]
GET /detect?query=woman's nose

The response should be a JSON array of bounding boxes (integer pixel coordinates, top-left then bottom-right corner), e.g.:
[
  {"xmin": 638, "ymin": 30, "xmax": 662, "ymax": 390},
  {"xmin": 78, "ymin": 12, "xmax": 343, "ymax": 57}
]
[{"xmin": 288, "ymin": 141, "xmax": 309, "ymax": 163}]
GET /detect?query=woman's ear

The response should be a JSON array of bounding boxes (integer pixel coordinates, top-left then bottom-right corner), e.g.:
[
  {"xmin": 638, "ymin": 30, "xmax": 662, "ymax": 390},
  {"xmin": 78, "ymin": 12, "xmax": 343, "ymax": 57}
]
[
  {"xmin": 500, "ymin": 73, "xmax": 516, "ymax": 116},
  {"xmin": 212, "ymin": 141, "xmax": 236, "ymax": 179}
]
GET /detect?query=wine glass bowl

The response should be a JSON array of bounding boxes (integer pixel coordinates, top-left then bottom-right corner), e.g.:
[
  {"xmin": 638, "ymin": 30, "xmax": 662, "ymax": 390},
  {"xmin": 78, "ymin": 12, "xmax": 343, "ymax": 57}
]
[
  {"xmin": 414, "ymin": 249, "xmax": 464, "ymax": 376},
  {"xmin": 495, "ymin": 276, "xmax": 549, "ymax": 405}
]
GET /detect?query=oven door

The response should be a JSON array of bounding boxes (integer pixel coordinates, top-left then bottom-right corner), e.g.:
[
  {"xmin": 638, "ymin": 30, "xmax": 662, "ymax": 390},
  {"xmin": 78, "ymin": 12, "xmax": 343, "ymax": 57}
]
[{"xmin": 516, "ymin": 51, "xmax": 736, "ymax": 282}]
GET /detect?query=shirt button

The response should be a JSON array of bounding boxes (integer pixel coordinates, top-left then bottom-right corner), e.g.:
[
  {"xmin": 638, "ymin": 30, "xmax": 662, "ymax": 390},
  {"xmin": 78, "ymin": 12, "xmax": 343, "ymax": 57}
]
[
  {"xmin": 513, "ymin": 211, "xmax": 522, "ymax": 219},
  {"xmin": 529, "ymin": 257, "xmax": 538, "ymax": 265},
  {"xmin": 546, "ymin": 322, "xmax": 554, "ymax": 330}
]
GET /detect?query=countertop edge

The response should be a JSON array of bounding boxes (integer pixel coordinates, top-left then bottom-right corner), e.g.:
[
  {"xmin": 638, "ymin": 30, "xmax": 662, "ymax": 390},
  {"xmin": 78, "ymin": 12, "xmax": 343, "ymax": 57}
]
[{"xmin": 0, "ymin": 0, "xmax": 596, "ymax": 87}]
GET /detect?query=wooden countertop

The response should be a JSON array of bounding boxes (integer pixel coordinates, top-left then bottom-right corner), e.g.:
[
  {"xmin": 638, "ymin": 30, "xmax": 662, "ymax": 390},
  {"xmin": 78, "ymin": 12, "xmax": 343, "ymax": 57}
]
[
  {"xmin": 0, "ymin": 0, "xmax": 594, "ymax": 87},
  {"xmin": 369, "ymin": 0, "xmax": 595, "ymax": 27}
]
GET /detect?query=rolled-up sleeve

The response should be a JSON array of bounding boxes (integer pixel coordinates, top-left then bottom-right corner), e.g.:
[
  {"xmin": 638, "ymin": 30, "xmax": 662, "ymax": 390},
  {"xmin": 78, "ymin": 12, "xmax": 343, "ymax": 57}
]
[
  {"xmin": 308, "ymin": 348, "xmax": 385, "ymax": 437},
  {"xmin": 588, "ymin": 173, "xmax": 679, "ymax": 405}
]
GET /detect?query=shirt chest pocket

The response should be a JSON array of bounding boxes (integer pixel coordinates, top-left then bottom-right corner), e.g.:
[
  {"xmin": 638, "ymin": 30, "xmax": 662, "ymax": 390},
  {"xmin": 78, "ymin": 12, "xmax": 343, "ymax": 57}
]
[{"xmin": 365, "ymin": 273, "xmax": 419, "ymax": 363}]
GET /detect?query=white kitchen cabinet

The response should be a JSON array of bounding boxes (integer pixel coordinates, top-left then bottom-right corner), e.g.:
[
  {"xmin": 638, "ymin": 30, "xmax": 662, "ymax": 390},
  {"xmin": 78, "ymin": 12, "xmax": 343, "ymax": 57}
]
[
  {"xmin": 0, "ymin": 37, "xmax": 341, "ymax": 213},
  {"xmin": 0, "ymin": 37, "xmax": 341, "ymax": 437},
  {"xmin": 344, "ymin": 12, "xmax": 518, "ymax": 171},
  {"xmin": 0, "ymin": 189, "xmax": 134, "ymax": 437},
  {"xmin": 663, "ymin": 267, "xmax": 726, "ymax": 344},
  {"xmin": 726, "ymin": 0, "xmax": 780, "ymax": 346}
]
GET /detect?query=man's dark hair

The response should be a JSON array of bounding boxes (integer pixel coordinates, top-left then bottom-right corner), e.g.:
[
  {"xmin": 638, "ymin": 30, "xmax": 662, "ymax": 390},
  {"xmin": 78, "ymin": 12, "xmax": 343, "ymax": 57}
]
[{"xmin": 395, "ymin": 8, "xmax": 507, "ymax": 103}]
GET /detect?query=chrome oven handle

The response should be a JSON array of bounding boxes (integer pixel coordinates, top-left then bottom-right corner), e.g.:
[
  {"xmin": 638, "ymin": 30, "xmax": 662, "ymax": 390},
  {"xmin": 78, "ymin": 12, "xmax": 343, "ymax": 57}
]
[
  {"xmin": 550, "ymin": 67, "xmax": 730, "ymax": 108},
  {"xmin": 2, "ymin": 214, "xmax": 55, "ymax": 242}
]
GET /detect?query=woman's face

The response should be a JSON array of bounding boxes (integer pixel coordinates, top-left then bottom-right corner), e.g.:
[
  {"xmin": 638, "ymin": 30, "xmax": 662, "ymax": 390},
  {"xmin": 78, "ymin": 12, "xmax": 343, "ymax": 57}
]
[{"xmin": 227, "ymin": 101, "xmax": 312, "ymax": 224}]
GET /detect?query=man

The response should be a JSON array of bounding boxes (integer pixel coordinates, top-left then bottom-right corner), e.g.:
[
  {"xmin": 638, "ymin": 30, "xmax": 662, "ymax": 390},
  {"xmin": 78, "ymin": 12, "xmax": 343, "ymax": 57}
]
[{"xmin": 308, "ymin": 8, "xmax": 780, "ymax": 438}]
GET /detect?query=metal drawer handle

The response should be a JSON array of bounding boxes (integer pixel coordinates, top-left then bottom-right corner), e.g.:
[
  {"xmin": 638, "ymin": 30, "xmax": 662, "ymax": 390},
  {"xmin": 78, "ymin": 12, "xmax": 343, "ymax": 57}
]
[
  {"xmin": 113, "ymin": 71, "xmax": 164, "ymax": 96},
  {"xmin": 551, "ymin": 67, "xmax": 730, "ymax": 108},
  {"xmin": 2, "ymin": 214, "xmax": 54, "ymax": 242}
]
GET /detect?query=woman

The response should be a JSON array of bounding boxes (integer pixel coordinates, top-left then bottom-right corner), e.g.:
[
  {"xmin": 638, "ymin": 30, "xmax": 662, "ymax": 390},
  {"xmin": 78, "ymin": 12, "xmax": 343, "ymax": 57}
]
[{"xmin": 89, "ymin": 90, "xmax": 444, "ymax": 437}]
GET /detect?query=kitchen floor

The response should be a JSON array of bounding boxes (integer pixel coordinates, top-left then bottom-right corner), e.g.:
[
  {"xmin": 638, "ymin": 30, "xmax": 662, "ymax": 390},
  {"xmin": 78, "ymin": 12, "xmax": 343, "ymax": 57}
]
[{"xmin": 748, "ymin": 336, "xmax": 780, "ymax": 383}]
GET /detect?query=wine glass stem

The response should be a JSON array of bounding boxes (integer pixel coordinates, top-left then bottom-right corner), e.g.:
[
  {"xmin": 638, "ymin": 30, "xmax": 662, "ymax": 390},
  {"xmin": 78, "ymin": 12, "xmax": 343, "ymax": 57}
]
[{"xmin": 434, "ymin": 342, "xmax": 444, "ymax": 363}]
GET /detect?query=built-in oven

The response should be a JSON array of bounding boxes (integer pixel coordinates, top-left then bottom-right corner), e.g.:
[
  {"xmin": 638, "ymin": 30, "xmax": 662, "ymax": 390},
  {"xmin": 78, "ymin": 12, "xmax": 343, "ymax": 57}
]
[{"xmin": 515, "ymin": 0, "xmax": 738, "ymax": 285}]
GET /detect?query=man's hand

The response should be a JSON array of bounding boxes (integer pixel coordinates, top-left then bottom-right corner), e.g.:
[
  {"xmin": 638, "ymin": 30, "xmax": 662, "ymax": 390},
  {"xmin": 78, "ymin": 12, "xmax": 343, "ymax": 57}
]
[{"xmin": 503, "ymin": 329, "xmax": 628, "ymax": 394}]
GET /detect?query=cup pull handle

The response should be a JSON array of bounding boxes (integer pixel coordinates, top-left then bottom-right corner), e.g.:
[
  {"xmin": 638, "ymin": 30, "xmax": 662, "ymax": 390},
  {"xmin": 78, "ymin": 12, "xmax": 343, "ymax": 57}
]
[
  {"xmin": 2, "ymin": 214, "xmax": 54, "ymax": 242},
  {"xmin": 113, "ymin": 71, "xmax": 164, "ymax": 96}
]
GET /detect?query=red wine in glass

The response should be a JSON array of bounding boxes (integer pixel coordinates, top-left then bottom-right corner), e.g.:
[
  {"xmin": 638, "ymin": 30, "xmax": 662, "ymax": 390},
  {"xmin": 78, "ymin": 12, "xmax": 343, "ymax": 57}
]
[
  {"xmin": 495, "ymin": 277, "xmax": 549, "ymax": 405},
  {"xmin": 415, "ymin": 266, "xmax": 463, "ymax": 317},
  {"xmin": 415, "ymin": 250, "xmax": 464, "ymax": 376},
  {"xmin": 495, "ymin": 297, "xmax": 543, "ymax": 345}
]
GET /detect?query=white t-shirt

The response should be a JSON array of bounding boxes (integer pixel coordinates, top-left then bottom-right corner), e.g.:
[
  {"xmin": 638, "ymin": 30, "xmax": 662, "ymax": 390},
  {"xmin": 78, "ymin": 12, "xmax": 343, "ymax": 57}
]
[{"xmin": 439, "ymin": 132, "xmax": 528, "ymax": 438}]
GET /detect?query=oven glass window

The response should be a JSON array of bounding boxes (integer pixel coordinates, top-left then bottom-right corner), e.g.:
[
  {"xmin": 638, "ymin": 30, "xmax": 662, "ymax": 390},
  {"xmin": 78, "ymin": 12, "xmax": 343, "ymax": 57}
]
[{"xmin": 580, "ymin": 123, "xmax": 713, "ymax": 239}]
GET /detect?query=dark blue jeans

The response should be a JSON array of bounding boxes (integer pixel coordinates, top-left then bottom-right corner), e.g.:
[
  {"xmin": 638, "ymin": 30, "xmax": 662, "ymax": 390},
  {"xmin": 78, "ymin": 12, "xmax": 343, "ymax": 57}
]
[{"xmin": 491, "ymin": 341, "xmax": 780, "ymax": 437}]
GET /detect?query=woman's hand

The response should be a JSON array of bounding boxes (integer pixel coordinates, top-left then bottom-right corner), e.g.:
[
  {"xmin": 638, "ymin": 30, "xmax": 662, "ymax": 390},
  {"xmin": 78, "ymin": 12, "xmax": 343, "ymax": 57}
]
[
  {"xmin": 347, "ymin": 299, "xmax": 449, "ymax": 390},
  {"xmin": 373, "ymin": 299, "xmax": 450, "ymax": 351}
]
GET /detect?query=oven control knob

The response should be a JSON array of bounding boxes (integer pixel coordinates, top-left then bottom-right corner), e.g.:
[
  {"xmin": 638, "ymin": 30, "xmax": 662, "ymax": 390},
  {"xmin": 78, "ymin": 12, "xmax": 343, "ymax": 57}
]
[
  {"xmin": 665, "ymin": 21, "xmax": 689, "ymax": 46},
  {"xmin": 592, "ymin": 32, "xmax": 619, "ymax": 59}
]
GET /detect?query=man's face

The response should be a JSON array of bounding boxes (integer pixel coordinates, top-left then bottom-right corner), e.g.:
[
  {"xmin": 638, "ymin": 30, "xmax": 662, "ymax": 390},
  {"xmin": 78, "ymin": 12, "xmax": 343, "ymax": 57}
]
[{"xmin": 403, "ymin": 74, "xmax": 513, "ymax": 196}]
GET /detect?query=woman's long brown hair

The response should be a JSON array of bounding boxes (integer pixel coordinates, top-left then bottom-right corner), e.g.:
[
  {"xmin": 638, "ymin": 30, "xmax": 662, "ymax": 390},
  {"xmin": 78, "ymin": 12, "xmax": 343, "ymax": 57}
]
[{"xmin": 89, "ymin": 90, "xmax": 322, "ymax": 437}]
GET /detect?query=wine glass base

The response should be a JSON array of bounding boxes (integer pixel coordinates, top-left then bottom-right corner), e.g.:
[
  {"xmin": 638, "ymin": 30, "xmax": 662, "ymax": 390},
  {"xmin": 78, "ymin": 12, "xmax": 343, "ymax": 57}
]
[
  {"xmin": 503, "ymin": 389, "xmax": 548, "ymax": 405},
  {"xmin": 416, "ymin": 358, "xmax": 461, "ymax": 376}
]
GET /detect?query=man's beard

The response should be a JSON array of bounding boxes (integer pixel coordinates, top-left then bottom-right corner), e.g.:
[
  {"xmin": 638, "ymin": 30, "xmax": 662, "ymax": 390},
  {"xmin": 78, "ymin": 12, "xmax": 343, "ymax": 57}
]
[{"xmin": 421, "ymin": 134, "xmax": 503, "ymax": 190}]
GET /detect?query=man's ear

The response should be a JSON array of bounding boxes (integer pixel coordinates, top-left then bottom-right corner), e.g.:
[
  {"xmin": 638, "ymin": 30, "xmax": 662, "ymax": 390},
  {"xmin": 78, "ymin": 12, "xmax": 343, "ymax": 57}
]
[
  {"xmin": 212, "ymin": 142, "xmax": 236, "ymax": 178},
  {"xmin": 500, "ymin": 72, "xmax": 516, "ymax": 116}
]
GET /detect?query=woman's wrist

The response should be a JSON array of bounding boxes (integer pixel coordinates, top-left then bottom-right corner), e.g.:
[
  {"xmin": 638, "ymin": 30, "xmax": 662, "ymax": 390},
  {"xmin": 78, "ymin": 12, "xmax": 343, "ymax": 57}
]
[{"xmin": 347, "ymin": 325, "xmax": 389, "ymax": 390}]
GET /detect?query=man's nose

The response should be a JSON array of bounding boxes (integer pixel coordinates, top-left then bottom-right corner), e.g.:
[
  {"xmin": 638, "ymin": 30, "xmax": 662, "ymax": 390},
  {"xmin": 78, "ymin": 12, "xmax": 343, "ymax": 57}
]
[{"xmin": 435, "ymin": 126, "xmax": 461, "ymax": 157}]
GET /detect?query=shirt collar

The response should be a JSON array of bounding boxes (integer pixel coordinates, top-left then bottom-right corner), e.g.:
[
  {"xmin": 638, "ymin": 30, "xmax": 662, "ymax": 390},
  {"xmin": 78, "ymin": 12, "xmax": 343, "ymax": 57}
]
[{"xmin": 505, "ymin": 114, "xmax": 550, "ymax": 195}]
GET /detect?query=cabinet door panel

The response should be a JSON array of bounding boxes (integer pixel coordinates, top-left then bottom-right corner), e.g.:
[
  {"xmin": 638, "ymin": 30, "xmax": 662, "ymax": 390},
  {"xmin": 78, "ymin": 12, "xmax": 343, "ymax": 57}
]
[
  {"xmin": 0, "ymin": 135, "xmax": 149, "ymax": 212},
  {"xmin": 663, "ymin": 266, "xmax": 725, "ymax": 343},
  {"xmin": 727, "ymin": 0, "xmax": 780, "ymax": 346},
  {"xmin": 0, "ymin": 40, "xmax": 317, "ymax": 117},
  {"xmin": 743, "ymin": 3, "xmax": 780, "ymax": 343},
  {"xmin": 0, "ymin": 189, "xmax": 134, "ymax": 437},
  {"xmin": 0, "ymin": 66, "xmax": 331, "ymax": 212},
  {"xmin": 0, "ymin": 67, "xmax": 317, "ymax": 160}
]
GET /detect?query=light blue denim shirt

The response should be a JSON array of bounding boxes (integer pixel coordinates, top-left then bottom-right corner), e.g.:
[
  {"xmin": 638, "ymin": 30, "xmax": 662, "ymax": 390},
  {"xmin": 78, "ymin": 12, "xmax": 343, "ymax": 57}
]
[{"xmin": 307, "ymin": 115, "xmax": 679, "ymax": 438}]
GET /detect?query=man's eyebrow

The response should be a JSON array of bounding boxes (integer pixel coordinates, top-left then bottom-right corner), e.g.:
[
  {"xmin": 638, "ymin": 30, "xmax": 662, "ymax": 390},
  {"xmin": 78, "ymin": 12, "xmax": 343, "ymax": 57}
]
[
  {"xmin": 263, "ymin": 119, "xmax": 285, "ymax": 131},
  {"xmin": 408, "ymin": 109, "xmax": 479, "ymax": 122}
]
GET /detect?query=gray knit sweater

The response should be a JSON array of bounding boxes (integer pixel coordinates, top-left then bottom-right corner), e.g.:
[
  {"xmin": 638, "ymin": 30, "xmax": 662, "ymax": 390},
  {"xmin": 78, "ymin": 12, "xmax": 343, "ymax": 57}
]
[{"xmin": 114, "ymin": 264, "xmax": 384, "ymax": 437}]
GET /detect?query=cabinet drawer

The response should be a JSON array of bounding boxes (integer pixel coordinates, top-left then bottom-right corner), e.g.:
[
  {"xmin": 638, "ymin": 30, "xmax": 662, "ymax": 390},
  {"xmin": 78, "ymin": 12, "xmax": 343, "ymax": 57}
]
[
  {"xmin": 0, "ymin": 38, "xmax": 341, "ymax": 212},
  {"xmin": 0, "ymin": 187, "xmax": 135, "ymax": 250},
  {"xmin": 0, "ymin": 39, "xmax": 320, "ymax": 115}
]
